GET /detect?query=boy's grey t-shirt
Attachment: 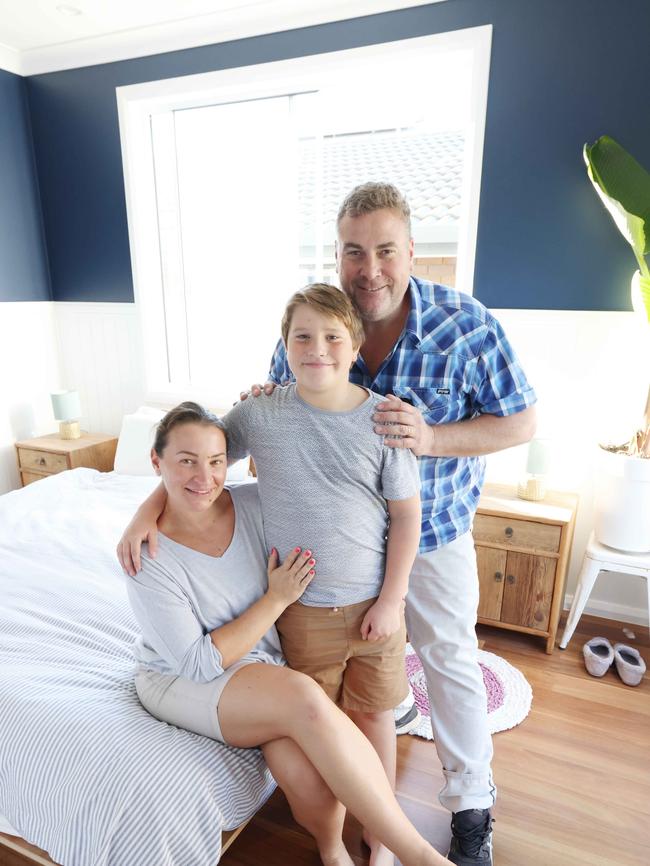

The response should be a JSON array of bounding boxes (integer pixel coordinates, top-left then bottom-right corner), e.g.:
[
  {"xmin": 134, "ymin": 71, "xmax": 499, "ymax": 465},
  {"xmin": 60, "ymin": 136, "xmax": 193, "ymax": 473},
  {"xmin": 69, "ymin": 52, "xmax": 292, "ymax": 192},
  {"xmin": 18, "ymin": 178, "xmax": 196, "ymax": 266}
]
[
  {"xmin": 127, "ymin": 483, "xmax": 283, "ymax": 683},
  {"xmin": 224, "ymin": 384, "xmax": 420, "ymax": 607}
]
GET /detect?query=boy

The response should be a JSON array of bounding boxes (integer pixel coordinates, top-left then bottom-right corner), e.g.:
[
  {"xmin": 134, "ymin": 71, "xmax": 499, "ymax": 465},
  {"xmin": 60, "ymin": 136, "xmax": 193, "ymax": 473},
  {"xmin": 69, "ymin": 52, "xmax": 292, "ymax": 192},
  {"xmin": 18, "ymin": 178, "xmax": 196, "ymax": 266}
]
[{"xmin": 225, "ymin": 284, "xmax": 421, "ymax": 866}]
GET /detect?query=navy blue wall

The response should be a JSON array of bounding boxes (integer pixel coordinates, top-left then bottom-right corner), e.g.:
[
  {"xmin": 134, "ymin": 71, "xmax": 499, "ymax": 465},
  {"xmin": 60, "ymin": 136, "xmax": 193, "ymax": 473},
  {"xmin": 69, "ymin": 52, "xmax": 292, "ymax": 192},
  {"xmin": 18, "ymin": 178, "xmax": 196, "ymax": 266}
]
[
  {"xmin": 24, "ymin": 0, "xmax": 650, "ymax": 309},
  {"xmin": 0, "ymin": 69, "xmax": 50, "ymax": 301}
]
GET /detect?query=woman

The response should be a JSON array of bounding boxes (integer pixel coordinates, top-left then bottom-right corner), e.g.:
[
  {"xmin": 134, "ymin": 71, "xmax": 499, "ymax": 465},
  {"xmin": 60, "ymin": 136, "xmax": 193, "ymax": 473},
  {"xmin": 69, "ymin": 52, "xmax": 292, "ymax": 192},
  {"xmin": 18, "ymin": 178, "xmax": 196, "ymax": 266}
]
[{"xmin": 124, "ymin": 402, "xmax": 452, "ymax": 866}]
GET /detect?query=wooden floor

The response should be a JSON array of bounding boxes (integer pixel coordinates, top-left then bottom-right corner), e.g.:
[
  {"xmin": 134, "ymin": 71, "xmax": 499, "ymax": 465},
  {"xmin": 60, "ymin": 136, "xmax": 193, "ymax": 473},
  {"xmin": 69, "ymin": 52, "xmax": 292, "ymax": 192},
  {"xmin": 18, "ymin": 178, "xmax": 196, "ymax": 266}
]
[
  {"xmin": 221, "ymin": 613, "xmax": 650, "ymax": 866},
  {"xmin": 2, "ymin": 614, "xmax": 647, "ymax": 866}
]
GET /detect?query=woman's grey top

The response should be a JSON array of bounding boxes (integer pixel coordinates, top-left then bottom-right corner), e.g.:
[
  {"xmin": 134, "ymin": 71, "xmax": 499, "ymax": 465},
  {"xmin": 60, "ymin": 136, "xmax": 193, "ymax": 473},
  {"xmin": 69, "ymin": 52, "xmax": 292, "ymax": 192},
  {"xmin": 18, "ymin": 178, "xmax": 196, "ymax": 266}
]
[{"xmin": 127, "ymin": 483, "xmax": 283, "ymax": 683}]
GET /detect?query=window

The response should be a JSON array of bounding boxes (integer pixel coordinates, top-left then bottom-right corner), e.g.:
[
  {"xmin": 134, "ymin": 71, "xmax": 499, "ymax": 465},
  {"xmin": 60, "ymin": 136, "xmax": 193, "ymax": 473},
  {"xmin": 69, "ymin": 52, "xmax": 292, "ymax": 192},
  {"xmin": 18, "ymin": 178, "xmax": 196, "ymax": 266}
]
[{"xmin": 118, "ymin": 26, "xmax": 492, "ymax": 407}]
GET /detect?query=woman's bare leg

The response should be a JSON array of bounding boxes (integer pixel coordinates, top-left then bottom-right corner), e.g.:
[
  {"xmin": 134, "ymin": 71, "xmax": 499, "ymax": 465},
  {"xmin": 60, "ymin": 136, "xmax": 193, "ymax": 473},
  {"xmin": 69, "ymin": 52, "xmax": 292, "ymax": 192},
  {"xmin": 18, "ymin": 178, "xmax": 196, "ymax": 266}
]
[
  {"xmin": 262, "ymin": 737, "xmax": 353, "ymax": 866},
  {"xmin": 219, "ymin": 664, "xmax": 451, "ymax": 866},
  {"xmin": 347, "ymin": 709, "xmax": 397, "ymax": 866}
]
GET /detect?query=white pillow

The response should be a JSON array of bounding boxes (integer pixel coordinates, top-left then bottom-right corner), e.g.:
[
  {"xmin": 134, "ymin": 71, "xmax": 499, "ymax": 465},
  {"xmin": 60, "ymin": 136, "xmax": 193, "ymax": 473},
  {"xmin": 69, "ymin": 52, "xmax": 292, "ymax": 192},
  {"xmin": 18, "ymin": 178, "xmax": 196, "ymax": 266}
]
[
  {"xmin": 132, "ymin": 405, "xmax": 165, "ymax": 418},
  {"xmin": 113, "ymin": 406, "xmax": 250, "ymax": 480},
  {"xmin": 113, "ymin": 409, "xmax": 164, "ymax": 475}
]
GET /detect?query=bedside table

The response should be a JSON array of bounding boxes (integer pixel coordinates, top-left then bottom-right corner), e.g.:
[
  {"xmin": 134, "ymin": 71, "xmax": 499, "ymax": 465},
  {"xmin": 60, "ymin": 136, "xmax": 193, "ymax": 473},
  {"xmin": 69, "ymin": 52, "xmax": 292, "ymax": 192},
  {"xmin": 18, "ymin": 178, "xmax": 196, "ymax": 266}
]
[
  {"xmin": 15, "ymin": 433, "xmax": 118, "ymax": 487},
  {"xmin": 473, "ymin": 483, "xmax": 579, "ymax": 653}
]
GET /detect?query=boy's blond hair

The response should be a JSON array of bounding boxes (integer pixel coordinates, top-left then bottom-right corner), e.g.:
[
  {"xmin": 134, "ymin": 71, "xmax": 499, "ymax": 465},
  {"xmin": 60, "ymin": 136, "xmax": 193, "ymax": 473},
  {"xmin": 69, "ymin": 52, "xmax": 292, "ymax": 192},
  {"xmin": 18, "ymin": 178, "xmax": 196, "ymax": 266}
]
[{"xmin": 281, "ymin": 283, "xmax": 365, "ymax": 350}]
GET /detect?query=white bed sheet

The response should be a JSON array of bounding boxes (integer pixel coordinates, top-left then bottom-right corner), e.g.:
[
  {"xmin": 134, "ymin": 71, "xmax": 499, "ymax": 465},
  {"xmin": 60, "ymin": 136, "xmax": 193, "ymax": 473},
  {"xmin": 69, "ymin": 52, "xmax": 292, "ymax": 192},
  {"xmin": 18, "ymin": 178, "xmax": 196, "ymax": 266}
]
[
  {"xmin": 0, "ymin": 812, "xmax": 19, "ymax": 835},
  {"xmin": 0, "ymin": 469, "xmax": 274, "ymax": 866}
]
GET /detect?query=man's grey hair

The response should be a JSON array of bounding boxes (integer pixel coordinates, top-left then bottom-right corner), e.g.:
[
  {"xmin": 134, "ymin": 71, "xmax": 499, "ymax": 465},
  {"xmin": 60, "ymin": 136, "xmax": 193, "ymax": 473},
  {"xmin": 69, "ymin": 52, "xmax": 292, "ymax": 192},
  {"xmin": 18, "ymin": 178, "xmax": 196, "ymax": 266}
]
[{"xmin": 336, "ymin": 182, "xmax": 412, "ymax": 236}]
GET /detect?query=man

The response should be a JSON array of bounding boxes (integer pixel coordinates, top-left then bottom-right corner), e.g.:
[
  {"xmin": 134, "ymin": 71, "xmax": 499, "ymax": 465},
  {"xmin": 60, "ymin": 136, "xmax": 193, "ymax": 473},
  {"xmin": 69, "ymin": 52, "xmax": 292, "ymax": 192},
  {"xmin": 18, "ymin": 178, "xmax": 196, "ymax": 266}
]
[{"xmin": 260, "ymin": 183, "xmax": 537, "ymax": 866}]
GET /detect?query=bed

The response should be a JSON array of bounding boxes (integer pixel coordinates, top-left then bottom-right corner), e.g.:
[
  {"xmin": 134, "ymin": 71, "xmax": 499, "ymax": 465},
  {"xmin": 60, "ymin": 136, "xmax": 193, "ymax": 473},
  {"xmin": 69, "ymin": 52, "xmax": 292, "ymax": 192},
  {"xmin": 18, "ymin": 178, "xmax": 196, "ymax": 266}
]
[{"xmin": 0, "ymin": 465, "xmax": 275, "ymax": 866}]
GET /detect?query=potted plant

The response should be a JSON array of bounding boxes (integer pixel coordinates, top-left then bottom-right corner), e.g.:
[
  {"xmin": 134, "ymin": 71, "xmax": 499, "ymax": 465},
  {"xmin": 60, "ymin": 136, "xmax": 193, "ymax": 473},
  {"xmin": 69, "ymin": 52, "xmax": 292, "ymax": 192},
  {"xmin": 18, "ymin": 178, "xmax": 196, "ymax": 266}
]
[{"xmin": 584, "ymin": 135, "xmax": 650, "ymax": 551}]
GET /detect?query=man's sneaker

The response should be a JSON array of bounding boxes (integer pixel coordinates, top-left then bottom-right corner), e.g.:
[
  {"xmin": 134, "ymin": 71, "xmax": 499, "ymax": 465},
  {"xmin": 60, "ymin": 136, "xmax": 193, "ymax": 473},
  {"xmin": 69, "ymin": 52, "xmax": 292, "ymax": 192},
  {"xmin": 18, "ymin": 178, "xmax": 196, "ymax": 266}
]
[
  {"xmin": 447, "ymin": 809, "xmax": 493, "ymax": 865},
  {"xmin": 394, "ymin": 703, "xmax": 422, "ymax": 735}
]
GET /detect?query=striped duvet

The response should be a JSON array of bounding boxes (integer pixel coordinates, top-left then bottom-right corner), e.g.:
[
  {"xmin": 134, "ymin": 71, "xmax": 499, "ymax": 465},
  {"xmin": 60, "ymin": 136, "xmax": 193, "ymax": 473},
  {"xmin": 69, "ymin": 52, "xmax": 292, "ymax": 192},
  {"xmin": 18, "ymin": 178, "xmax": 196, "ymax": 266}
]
[{"xmin": 0, "ymin": 469, "xmax": 275, "ymax": 866}]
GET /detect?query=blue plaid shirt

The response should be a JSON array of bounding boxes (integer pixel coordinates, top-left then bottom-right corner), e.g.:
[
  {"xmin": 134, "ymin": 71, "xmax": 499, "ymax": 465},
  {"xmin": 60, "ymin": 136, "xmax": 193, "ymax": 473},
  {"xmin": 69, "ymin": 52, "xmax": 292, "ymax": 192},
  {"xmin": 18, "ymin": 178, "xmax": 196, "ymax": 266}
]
[{"xmin": 269, "ymin": 278, "xmax": 537, "ymax": 552}]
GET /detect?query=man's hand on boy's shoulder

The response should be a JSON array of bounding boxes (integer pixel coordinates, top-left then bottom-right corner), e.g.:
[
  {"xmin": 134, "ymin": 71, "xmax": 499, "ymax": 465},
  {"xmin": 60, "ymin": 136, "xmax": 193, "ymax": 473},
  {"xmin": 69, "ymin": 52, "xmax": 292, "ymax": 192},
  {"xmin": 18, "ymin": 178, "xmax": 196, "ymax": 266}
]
[
  {"xmin": 373, "ymin": 393, "xmax": 434, "ymax": 457},
  {"xmin": 239, "ymin": 382, "xmax": 277, "ymax": 401}
]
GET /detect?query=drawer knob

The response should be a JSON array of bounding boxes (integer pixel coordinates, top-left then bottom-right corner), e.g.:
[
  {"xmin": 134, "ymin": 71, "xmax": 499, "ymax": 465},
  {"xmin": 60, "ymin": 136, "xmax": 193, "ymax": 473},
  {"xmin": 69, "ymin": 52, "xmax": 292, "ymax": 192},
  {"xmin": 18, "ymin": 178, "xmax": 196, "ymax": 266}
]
[
  {"xmin": 504, "ymin": 526, "xmax": 514, "ymax": 538},
  {"xmin": 494, "ymin": 571, "xmax": 503, "ymax": 582},
  {"xmin": 38, "ymin": 457, "xmax": 46, "ymax": 466},
  {"xmin": 507, "ymin": 574, "xmax": 516, "ymax": 584}
]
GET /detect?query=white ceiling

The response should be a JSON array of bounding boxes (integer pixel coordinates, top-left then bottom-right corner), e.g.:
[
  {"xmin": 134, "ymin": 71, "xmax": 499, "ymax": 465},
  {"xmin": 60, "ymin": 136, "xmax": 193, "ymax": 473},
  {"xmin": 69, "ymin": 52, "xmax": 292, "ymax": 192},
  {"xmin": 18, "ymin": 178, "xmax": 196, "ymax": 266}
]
[{"xmin": 0, "ymin": 0, "xmax": 445, "ymax": 76}]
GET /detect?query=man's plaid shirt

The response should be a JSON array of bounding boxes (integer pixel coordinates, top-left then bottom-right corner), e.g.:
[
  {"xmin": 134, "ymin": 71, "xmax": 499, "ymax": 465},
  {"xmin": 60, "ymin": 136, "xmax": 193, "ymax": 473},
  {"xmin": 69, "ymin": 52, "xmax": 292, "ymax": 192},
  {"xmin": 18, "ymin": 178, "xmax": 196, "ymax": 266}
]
[{"xmin": 269, "ymin": 278, "xmax": 537, "ymax": 552}]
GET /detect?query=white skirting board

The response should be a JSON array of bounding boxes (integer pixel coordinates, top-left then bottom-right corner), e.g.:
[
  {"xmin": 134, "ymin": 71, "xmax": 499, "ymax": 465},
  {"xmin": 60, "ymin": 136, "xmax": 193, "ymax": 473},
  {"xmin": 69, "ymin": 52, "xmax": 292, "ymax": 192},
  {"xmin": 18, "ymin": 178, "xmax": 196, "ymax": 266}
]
[{"xmin": 563, "ymin": 593, "xmax": 649, "ymax": 628}]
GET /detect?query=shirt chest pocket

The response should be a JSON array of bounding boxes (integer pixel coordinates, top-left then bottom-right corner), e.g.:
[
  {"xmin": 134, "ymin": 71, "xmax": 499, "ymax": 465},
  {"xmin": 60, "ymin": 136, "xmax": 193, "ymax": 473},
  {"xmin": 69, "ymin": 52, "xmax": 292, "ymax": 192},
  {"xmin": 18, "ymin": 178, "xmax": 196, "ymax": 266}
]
[{"xmin": 393, "ymin": 383, "xmax": 465, "ymax": 424}]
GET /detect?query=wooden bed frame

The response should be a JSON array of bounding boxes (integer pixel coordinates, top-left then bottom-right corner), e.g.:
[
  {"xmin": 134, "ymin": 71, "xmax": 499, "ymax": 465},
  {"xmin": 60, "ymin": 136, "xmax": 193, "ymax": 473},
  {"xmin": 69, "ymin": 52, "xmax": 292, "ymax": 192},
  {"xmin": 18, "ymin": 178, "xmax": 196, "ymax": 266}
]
[{"xmin": 0, "ymin": 823, "xmax": 249, "ymax": 865}]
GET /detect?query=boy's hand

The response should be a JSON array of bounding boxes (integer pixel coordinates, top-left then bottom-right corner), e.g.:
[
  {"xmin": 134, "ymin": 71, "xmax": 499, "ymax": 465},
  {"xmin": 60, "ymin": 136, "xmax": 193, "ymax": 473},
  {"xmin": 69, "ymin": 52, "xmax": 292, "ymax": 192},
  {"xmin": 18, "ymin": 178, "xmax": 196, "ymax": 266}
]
[
  {"xmin": 117, "ymin": 518, "xmax": 159, "ymax": 576},
  {"xmin": 267, "ymin": 547, "xmax": 315, "ymax": 607},
  {"xmin": 240, "ymin": 382, "xmax": 276, "ymax": 401},
  {"xmin": 360, "ymin": 598, "xmax": 404, "ymax": 641}
]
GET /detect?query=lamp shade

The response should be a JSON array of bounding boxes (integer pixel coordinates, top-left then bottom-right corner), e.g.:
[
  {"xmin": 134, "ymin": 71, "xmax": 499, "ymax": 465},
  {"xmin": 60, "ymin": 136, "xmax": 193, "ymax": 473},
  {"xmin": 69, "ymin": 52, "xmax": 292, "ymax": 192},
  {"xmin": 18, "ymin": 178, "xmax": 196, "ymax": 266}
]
[
  {"xmin": 526, "ymin": 438, "xmax": 552, "ymax": 476},
  {"xmin": 51, "ymin": 390, "xmax": 81, "ymax": 421}
]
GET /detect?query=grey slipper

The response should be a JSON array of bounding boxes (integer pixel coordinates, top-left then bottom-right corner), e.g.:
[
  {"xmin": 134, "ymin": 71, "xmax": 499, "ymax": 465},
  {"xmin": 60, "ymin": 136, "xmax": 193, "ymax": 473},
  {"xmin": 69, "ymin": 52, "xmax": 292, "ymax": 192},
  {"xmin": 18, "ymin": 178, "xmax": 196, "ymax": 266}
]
[
  {"xmin": 583, "ymin": 637, "xmax": 614, "ymax": 677},
  {"xmin": 613, "ymin": 643, "xmax": 647, "ymax": 686}
]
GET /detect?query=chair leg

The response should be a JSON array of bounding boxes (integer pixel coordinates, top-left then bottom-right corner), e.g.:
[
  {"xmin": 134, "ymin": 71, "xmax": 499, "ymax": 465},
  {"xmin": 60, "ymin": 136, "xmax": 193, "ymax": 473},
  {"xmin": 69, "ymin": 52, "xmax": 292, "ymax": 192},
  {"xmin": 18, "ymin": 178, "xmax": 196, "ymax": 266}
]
[{"xmin": 559, "ymin": 556, "xmax": 603, "ymax": 649}]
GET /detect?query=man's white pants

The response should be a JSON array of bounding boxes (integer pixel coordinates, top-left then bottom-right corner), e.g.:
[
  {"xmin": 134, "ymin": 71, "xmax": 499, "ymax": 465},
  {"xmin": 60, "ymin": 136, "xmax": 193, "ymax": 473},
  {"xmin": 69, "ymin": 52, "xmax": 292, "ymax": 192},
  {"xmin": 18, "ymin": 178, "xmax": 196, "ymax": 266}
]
[{"xmin": 404, "ymin": 531, "xmax": 496, "ymax": 813}]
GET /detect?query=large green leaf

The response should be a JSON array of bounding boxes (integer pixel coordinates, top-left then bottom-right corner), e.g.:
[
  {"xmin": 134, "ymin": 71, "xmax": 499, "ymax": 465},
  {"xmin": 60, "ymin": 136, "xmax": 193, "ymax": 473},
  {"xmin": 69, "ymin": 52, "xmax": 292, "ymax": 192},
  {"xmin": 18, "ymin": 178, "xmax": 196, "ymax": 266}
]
[
  {"xmin": 635, "ymin": 272, "xmax": 650, "ymax": 324},
  {"xmin": 584, "ymin": 136, "xmax": 650, "ymax": 258}
]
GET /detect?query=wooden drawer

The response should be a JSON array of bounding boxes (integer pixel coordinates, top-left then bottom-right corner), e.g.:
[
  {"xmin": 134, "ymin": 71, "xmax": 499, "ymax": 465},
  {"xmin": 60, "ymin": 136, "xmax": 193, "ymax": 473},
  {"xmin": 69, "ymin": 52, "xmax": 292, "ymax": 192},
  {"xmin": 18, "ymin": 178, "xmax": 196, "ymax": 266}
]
[
  {"xmin": 17, "ymin": 448, "xmax": 68, "ymax": 475},
  {"xmin": 20, "ymin": 470, "xmax": 50, "ymax": 486},
  {"xmin": 472, "ymin": 513, "xmax": 561, "ymax": 553}
]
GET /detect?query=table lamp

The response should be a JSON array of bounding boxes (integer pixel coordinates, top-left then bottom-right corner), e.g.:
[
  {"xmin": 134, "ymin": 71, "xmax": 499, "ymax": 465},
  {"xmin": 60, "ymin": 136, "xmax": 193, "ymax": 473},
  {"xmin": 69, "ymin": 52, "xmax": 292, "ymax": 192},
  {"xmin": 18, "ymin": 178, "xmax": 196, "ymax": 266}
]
[
  {"xmin": 517, "ymin": 438, "xmax": 552, "ymax": 501},
  {"xmin": 51, "ymin": 390, "xmax": 82, "ymax": 440}
]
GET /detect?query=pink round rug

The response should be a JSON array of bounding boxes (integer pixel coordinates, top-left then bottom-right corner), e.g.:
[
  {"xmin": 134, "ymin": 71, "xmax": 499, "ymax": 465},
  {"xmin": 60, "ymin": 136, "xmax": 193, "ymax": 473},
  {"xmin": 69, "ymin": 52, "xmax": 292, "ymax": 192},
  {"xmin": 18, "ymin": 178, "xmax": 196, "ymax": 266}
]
[{"xmin": 405, "ymin": 643, "xmax": 532, "ymax": 738}]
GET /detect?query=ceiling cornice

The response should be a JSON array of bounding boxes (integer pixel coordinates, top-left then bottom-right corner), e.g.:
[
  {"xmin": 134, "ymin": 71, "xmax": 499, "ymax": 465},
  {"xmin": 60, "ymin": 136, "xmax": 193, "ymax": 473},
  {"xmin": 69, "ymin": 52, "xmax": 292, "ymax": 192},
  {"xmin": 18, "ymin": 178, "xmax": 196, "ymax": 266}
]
[
  {"xmin": 0, "ymin": 41, "xmax": 21, "ymax": 76},
  {"xmin": 2, "ymin": 1, "xmax": 444, "ymax": 77}
]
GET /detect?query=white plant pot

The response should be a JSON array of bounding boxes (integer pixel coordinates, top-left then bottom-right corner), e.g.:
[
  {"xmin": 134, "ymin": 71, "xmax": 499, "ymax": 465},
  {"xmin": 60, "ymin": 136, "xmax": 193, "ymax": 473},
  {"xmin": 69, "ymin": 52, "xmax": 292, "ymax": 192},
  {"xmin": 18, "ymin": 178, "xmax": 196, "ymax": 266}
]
[{"xmin": 594, "ymin": 448, "xmax": 650, "ymax": 552}]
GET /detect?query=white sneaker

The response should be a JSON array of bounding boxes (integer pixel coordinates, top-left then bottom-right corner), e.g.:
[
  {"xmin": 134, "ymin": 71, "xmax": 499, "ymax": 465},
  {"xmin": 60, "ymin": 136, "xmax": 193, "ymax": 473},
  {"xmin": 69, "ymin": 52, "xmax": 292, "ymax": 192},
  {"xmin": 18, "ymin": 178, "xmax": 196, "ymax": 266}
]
[{"xmin": 394, "ymin": 703, "xmax": 422, "ymax": 735}]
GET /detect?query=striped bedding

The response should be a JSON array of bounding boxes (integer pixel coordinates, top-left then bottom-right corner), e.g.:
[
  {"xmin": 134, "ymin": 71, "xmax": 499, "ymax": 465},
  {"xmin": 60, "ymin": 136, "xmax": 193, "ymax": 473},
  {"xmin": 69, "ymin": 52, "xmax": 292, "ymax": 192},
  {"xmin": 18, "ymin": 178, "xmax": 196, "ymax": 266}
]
[{"xmin": 0, "ymin": 469, "xmax": 275, "ymax": 866}]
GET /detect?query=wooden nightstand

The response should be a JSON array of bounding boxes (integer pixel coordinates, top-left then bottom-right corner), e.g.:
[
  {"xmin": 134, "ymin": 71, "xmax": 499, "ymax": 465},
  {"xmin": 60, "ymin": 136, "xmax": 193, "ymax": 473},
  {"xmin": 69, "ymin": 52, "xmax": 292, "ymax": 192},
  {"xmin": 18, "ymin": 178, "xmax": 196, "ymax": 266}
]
[
  {"xmin": 15, "ymin": 433, "xmax": 118, "ymax": 487},
  {"xmin": 473, "ymin": 483, "xmax": 578, "ymax": 653}
]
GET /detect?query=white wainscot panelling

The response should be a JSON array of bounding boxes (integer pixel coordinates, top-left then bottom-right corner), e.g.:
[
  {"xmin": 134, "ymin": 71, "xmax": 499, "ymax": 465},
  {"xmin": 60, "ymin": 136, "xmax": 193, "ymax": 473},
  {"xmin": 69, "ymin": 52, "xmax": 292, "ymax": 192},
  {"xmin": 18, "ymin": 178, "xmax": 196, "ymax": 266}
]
[
  {"xmin": 54, "ymin": 303, "xmax": 146, "ymax": 438},
  {"xmin": 484, "ymin": 308, "xmax": 649, "ymax": 627},
  {"xmin": 0, "ymin": 302, "xmax": 61, "ymax": 493}
]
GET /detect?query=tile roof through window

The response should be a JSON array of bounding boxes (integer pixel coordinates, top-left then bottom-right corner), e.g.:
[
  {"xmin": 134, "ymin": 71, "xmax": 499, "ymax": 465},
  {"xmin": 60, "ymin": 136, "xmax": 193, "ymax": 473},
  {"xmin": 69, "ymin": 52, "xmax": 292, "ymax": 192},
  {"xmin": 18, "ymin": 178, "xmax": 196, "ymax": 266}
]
[{"xmin": 299, "ymin": 129, "xmax": 464, "ymax": 247}]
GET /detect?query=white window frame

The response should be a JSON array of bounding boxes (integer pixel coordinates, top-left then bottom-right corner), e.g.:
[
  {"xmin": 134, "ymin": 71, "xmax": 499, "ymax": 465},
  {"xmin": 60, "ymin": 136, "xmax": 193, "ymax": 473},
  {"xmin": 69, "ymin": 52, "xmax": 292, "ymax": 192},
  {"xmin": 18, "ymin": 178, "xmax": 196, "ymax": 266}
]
[{"xmin": 116, "ymin": 25, "xmax": 492, "ymax": 406}]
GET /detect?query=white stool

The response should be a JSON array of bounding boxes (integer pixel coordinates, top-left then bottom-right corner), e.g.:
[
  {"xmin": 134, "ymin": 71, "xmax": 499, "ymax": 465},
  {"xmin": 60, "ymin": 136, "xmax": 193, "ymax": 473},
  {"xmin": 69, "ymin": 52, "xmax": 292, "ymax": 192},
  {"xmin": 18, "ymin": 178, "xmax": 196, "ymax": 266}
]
[{"xmin": 559, "ymin": 531, "xmax": 650, "ymax": 649}]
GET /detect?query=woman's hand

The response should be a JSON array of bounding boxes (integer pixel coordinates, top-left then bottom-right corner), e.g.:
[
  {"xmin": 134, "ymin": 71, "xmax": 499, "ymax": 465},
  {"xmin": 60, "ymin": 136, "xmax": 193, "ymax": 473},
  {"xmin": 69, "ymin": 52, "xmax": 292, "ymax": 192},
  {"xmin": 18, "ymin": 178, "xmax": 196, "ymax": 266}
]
[
  {"xmin": 267, "ymin": 547, "xmax": 315, "ymax": 607},
  {"xmin": 360, "ymin": 598, "xmax": 404, "ymax": 642},
  {"xmin": 117, "ymin": 516, "xmax": 159, "ymax": 577},
  {"xmin": 239, "ymin": 382, "xmax": 276, "ymax": 400}
]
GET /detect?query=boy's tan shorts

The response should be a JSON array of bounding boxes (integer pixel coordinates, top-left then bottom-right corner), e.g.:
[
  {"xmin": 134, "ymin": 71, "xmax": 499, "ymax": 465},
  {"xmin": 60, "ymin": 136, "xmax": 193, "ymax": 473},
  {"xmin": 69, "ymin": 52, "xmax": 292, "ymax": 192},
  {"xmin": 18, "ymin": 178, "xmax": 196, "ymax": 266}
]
[{"xmin": 276, "ymin": 596, "xmax": 409, "ymax": 712}]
